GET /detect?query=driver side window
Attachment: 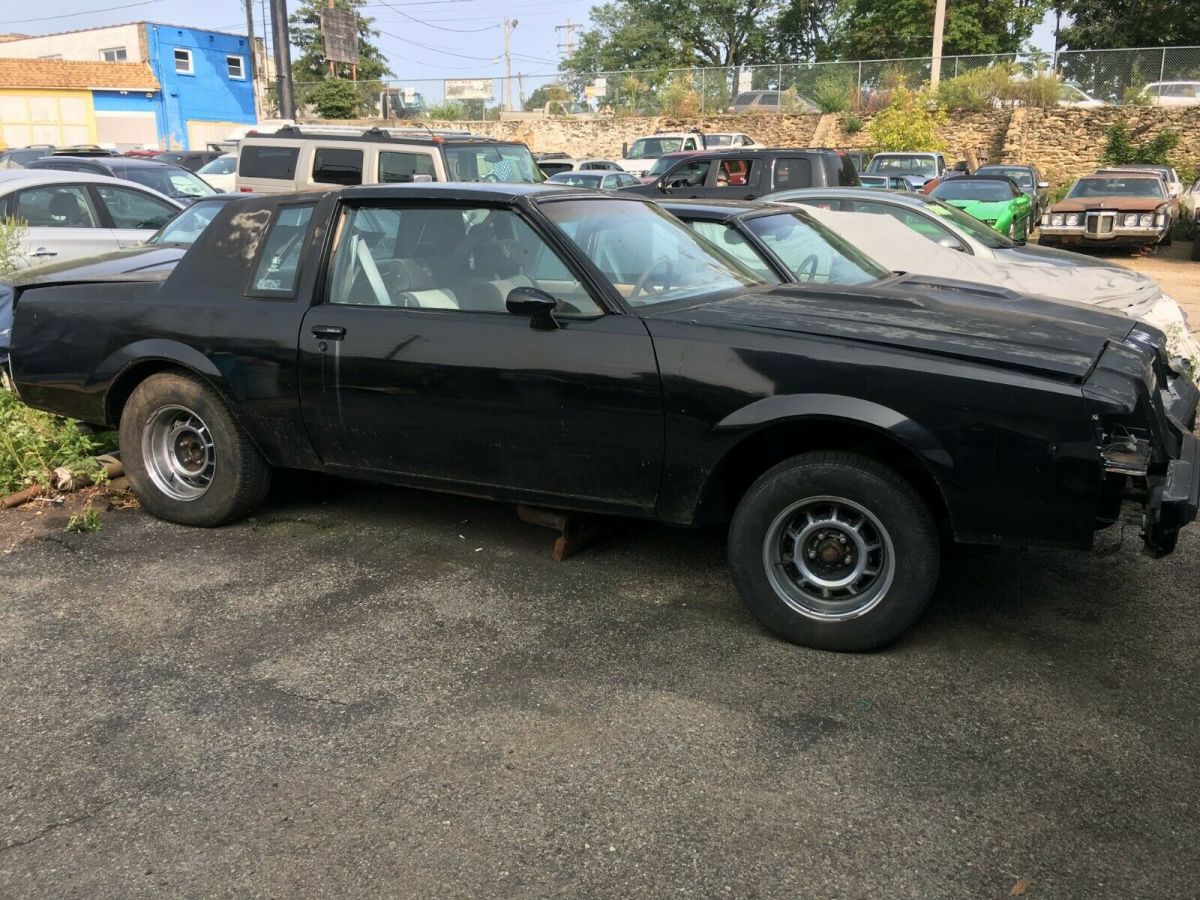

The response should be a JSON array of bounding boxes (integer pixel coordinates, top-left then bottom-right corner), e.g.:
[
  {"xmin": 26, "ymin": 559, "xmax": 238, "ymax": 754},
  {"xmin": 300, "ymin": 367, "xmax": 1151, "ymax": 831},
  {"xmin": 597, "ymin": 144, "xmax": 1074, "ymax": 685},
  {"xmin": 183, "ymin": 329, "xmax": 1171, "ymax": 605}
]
[
  {"xmin": 663, "ymin": 160, "xmax": 712, "ymax": 189},
  {"xmin": 328, "ymin": 206, "xmax": 603, "ymax": 316}
]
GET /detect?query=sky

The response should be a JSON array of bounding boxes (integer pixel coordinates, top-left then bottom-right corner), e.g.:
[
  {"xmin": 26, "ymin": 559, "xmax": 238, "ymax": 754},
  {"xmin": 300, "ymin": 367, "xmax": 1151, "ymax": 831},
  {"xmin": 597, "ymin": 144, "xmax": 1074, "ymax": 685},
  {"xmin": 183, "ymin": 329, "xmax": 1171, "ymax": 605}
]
[{"xmin": 2, "ymin": 0, "xmax": 1062, "ymax": 101}]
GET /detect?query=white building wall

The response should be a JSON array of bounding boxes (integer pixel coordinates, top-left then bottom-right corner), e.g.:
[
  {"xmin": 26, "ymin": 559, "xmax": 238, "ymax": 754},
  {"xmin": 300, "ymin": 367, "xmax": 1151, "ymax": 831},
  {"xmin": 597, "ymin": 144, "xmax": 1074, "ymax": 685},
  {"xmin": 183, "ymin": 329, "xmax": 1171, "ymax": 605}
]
[{"xmin": 0, "ymin": 25, "xmax": 143, "ymax": 62}]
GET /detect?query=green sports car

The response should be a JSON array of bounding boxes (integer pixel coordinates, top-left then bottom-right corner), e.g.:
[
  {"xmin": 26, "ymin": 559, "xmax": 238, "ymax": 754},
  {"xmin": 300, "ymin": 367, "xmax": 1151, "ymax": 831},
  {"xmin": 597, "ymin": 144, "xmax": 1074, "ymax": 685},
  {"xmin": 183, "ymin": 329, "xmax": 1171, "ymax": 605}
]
[{"xmin": 929, "ymin": 175, "xmax": 1031, "ymax": 240}]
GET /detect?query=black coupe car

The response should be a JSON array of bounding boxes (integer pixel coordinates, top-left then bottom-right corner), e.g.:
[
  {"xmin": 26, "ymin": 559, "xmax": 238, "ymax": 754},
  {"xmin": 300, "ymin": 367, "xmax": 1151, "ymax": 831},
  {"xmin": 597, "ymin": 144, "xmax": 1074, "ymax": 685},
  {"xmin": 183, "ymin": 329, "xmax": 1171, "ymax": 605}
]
[{"xmin": 7, "ymin": 184, "xmax": 1197, "ymax": 651}]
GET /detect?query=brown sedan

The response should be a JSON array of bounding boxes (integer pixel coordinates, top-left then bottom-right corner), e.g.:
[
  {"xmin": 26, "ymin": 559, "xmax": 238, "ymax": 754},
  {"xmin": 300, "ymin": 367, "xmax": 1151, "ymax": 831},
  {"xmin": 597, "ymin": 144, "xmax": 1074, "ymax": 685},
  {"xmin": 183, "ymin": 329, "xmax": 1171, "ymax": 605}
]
[{"xmin": 1039, "ymin": 174, "xmax": 1174, "ymax": 250}]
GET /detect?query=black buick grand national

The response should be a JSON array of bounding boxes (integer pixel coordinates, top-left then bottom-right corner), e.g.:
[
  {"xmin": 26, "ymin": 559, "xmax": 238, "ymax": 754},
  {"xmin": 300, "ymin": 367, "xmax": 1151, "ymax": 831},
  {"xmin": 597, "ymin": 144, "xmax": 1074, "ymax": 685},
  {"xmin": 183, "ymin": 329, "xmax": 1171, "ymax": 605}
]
[{"xmin": 6, "ymin": 184, "xmax": 1197, "ymax": 651}]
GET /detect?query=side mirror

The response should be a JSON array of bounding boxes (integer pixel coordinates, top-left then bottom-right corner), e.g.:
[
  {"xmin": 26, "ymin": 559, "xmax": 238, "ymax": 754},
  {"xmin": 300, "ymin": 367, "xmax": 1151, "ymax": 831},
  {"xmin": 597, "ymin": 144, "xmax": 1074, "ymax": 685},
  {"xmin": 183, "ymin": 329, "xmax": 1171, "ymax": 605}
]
[
  {"xmin": 506, "ymin": 286, "xmax": 559, "ymax": 329},
  {"xmin": 1037, "ymin": 180, "xmax": 1050, "ymax": 189},
  {"xmin": 658, "ymin": 178, "xmax": 673, "ymax": 194}
]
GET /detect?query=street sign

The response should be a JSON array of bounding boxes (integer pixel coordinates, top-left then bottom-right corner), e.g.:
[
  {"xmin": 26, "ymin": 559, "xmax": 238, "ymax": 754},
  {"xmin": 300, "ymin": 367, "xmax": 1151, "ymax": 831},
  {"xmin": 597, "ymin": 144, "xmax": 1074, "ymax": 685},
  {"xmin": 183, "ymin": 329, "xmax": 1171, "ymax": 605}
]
[
  {"xmin": 591, "ymin": 77, "xmax": 606, "ymax": 97},
  {"xmin": 321, "ymin": 8, "xmax": 359, "ymax": 65},
  {"xmin": 738, "ymin": 70, "xmax": 752, "ymax": 93},
  {"xmin": 445, "ymin": 78, "xmax": 492, "ymax": 100}
]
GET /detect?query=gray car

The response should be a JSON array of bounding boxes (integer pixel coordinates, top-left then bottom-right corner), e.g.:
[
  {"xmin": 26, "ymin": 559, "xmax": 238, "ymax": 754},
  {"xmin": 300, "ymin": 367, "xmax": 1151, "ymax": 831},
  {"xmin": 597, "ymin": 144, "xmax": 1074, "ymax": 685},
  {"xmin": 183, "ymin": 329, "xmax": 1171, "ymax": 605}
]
[{"xmin": 762, "ymin": 187, "xmax": 1111, "ymax": 268}]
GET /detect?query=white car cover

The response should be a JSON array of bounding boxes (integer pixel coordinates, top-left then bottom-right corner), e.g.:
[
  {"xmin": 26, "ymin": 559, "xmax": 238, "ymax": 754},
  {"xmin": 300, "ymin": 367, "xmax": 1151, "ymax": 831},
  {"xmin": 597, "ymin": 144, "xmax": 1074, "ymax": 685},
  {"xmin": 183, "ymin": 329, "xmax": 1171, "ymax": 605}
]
[{"xmin": 800, "ymin": 205, "xmax": 1200, "ymax": 366}]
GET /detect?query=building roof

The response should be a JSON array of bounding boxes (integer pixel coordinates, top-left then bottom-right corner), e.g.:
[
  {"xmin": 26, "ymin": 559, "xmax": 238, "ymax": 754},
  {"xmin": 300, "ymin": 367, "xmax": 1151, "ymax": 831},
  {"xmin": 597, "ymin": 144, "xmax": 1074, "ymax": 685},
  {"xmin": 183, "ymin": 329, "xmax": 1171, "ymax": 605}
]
[
  {"xmin": 0, "ymin": 57, "xmax": 160, "ymax": 91},
  {"xmin": 0, "ymin": 34, "xmax": 31, "ymax": 42},
  {"xmin": 0, "ymin": 21, "xmax": 247, "ymax": 41}
]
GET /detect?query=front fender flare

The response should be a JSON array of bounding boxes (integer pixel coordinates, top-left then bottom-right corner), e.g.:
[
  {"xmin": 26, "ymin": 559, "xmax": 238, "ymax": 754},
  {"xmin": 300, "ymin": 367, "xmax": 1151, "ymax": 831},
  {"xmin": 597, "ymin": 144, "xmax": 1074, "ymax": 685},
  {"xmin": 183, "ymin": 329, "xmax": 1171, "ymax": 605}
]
[{"xmin": 714, "ymin": 393, "xmax": 954, "ymax": 471}]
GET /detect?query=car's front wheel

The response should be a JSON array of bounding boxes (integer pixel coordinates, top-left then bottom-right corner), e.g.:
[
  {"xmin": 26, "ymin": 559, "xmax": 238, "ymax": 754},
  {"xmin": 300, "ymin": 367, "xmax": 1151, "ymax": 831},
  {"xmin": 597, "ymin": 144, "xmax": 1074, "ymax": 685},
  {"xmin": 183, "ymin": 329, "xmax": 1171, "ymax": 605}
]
[
  {"xmin": 728, "ymin": 452, "xmax": 940, "ymax": 651},
  {"xmin": 119, "ymin": 371, "xmax": 270, "ymax": 527}
]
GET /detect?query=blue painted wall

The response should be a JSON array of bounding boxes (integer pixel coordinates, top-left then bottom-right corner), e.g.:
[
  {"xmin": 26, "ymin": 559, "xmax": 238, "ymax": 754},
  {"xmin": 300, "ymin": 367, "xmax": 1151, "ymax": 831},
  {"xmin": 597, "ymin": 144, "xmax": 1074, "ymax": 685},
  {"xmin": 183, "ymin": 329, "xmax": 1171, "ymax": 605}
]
[{"xmin": 144, "ymin": 24, "xmax": 257, "ymax": 149}]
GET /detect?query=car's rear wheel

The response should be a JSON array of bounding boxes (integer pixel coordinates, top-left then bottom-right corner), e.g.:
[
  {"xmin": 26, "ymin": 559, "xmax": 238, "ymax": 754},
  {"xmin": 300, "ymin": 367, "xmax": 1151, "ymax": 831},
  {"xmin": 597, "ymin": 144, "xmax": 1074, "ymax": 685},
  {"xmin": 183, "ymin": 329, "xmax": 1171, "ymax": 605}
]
[
  {"xmin": 119, "ymin": 371, "xmax": 270, "ymax": 526},
  {"xmin": 727, "ymin": 452, "xmax": 940, "ymax": 651}
]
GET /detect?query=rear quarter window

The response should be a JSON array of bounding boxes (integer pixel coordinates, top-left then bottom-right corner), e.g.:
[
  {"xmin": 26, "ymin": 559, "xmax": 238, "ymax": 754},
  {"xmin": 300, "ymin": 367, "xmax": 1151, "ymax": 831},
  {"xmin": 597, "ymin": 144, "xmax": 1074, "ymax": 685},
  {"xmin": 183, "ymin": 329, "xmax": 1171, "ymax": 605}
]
[
  {"xmin": 239, "ymin": 145, "xmax": 300, "ymax": 180},
  {"xmin": 248, "ymin": 204, "xmax": 316, "ymax": 297},
  {"xmin": 312, "ymin": 147, "xmax": 363, "ymax": 186}
]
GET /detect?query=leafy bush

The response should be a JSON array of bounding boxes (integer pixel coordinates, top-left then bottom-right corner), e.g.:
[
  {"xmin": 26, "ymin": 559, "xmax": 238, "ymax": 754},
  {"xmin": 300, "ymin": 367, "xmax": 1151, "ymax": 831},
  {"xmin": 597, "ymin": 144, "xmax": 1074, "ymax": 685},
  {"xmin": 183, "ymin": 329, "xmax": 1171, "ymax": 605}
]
[
  {"xmin": 424, "ymin": 102, "xmax": 466, "ymax": 121},
  {"xmin": 936, "ymin": 65, "xmax": 1063, "ymax": 110},
  {"xmin": 841, "ymin": 113, "xmax": 863, "ymax": 134},
  {"xmin": 0, "ymin": 386, "xmax": 109, "ymax": 495},
  {"xmin": 309, "ymin": 79, "xmax": 360, "ymax": 119},
  {"xmin": 661, "ymin": 75, "xmax": 702, "ymax": 116},
  {"xmin": 868, "ymin": 85, "xmax": 946, "ymax": 152},
  {"xmin": 1103, "ymin": 121, "xmax": 1181, "ymax": 167},
  {"xmin": 813, "ymin": 73, "xmax": 853, "ymax": 113},
  {"xmin": 0, "ymin": 216, "xmax": 25, "ymax": 274}
]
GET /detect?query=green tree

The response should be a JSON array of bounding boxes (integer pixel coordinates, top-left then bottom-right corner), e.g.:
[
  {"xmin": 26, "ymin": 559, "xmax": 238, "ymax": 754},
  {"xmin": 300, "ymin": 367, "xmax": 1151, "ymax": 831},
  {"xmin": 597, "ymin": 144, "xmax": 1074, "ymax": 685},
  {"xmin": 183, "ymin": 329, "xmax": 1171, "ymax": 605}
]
[
  {"xmin": 310, "ymin": 79, "xmax": 360, "ymax": 118},
  {"xmin": 772, "ymin": 0, "xmax": 843, "ymax": 61},
  {"xmin": 289, "ymin": 0, "xmax": 393, "ymax": 115},
  {"xmin": 1059, "ymin": 0, "xmax": 1200, "ymax": 49},
  {"xmin": 833, "ymin": 0, "xmax": 1051, "ymax": 59},
  {"xmin": 563, "ymin": 0, "xmax": 783, "ymax": 75},
  {"xmin": 524, "ymin": 83, "xmax": 570, "ymax": 111}
]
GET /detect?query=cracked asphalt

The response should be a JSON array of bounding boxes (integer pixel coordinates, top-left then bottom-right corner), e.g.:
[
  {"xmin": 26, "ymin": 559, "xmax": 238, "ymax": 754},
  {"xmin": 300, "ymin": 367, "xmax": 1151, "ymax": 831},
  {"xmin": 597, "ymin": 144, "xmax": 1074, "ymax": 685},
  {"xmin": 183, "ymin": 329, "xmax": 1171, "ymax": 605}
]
[{"xmin": 2, "ymin": 469, "xmax": 1199, "ymax": 898}]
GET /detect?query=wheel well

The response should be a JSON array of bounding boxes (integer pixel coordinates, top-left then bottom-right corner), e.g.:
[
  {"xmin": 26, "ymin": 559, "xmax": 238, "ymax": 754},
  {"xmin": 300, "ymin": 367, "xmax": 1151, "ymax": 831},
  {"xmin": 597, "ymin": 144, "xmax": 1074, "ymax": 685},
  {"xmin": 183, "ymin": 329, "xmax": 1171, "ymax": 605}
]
[
  {"xmin": 694, "ymin": 418, "xmax": 953, "ymax": 538},
  {"xmin": 104, "ymin": 361, "xmax": 198, "ymax": 426}
]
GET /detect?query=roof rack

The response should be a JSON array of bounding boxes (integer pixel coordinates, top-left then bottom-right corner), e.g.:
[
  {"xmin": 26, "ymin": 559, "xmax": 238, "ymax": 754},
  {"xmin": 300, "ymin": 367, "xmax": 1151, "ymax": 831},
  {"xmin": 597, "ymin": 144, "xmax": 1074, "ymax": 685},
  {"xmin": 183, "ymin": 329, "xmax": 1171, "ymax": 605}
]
[{"xmin": 249, "ymin": 123, "xmax": 496, "ymax": 142}]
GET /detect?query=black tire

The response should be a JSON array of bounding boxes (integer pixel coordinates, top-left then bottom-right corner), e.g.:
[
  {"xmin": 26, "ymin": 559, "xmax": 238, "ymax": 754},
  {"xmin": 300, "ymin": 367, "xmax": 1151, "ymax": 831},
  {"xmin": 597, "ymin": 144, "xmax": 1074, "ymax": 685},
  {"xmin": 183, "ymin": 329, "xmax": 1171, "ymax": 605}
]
[
  {"xmin": 119, "ymin": 370, "xmax": 270, "ymax": 527},
  {"xmin": 1192, "ymin": 231, "xmax": 1200, "ymax": 262},
  {"xmin": 727, "ymin": 451, "xmax": 940, "ymax": 652}
]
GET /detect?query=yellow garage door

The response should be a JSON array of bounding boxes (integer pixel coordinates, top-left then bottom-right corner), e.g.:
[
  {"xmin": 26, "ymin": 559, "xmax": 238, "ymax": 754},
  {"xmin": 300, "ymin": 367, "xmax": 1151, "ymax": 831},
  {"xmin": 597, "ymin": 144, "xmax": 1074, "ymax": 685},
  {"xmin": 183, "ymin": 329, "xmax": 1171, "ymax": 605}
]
[{"xmin": 0, "ymin": 90, "xmax": 94, "ymax": 147}]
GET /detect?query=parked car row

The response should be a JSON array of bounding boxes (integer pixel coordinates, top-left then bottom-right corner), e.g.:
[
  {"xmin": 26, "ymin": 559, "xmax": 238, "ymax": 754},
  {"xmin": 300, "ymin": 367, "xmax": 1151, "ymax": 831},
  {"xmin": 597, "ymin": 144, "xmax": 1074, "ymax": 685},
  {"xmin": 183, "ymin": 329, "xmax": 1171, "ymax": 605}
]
[{"xmin": 2, "ymin": 124, "xmax": 1197, "ymax": 655}]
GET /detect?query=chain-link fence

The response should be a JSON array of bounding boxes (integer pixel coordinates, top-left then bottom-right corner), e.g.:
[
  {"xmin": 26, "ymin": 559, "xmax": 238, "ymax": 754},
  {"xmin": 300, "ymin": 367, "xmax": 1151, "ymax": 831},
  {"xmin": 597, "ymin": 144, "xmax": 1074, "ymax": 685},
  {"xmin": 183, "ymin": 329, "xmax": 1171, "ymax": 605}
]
[{"xmin": 296, "ymin": 46, "xmax": 1200, "ymax": 121}]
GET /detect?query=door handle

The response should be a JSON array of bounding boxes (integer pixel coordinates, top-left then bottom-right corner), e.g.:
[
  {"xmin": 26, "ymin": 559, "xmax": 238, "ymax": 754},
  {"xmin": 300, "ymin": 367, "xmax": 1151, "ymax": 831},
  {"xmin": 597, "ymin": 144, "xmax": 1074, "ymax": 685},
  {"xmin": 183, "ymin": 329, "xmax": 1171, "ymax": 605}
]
[
  {"xmin": 311, "ymin": 325, "xmax": 346, "ymax": 340},
  {"xmin": 31, "ymin": 249, "xmax": 57, "ymax": 258}
]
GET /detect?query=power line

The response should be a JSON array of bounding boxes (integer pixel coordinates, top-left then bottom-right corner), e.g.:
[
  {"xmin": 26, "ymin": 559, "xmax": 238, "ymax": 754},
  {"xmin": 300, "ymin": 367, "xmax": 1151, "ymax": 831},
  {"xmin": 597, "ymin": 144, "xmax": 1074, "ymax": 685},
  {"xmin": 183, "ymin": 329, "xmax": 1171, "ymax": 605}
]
[
  {"xmin": 375, "ymin": 25, "xmax": 499, "ymax": 61},
  {"xmin": 0, "ymin": 0, "xmax": 166, "ymax": 25},
  {"xmin": 371, "ymin": 0, "xmax": 500, "ymax": 33}
]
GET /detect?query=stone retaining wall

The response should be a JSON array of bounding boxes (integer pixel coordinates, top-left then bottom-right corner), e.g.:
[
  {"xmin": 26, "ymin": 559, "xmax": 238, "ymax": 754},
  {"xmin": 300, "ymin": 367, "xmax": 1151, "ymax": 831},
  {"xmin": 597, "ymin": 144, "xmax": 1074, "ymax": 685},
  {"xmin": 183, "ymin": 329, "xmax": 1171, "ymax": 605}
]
[{"xmin": 305, "ymin": 106, "xmax": 1200, "ymax": 188}]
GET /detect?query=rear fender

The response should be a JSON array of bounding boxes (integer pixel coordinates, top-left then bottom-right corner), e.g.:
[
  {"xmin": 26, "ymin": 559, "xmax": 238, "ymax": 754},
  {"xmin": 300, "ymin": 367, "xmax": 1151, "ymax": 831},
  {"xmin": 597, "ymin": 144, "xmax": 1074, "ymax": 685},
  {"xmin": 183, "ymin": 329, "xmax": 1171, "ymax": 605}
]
[{"xmin": 99, "ymin": 340, "xmax": 230, "ymax": 425}]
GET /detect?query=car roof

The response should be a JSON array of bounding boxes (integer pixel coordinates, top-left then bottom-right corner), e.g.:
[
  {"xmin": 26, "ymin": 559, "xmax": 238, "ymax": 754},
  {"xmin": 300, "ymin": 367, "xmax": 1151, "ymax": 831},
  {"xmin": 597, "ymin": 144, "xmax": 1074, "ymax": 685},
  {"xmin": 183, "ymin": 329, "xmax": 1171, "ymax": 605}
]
[
  {"xmin": 766, "ymin": 187, "xmax": 935, "ymax": 205},
  {"xmin": 338, "ymin": 182, "xmax": 605, "ymax": 203},
  {"xmin": 656, "ymin": 198, "xmax": 803, "ymax": 221},
  {"xmin": 0, "ymin": 167, "xmax": 184, "ymax": 200}
]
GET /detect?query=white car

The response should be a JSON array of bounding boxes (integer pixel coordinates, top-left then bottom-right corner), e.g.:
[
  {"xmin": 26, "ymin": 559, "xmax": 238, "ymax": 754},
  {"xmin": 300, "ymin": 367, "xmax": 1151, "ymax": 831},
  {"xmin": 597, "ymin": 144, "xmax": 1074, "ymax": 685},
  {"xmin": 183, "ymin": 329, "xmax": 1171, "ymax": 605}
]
[
  {"xmin": 1140, "ymin": 81, "xmax": 1200, "ymax": 107},
  {"xmin": 0, "ymin": 169, "xmax": 183, "ymax": 269},
  {"xmin": 196, "ymin": 152, "xmax": 237, "ymax": 192},
  {"xmin": 1057, "ymin": 83, "xmax": 1106, "ymax": 108},
  {"xmin": 536, "ymin": 156, "xmax": 626, "ymax": 178}
]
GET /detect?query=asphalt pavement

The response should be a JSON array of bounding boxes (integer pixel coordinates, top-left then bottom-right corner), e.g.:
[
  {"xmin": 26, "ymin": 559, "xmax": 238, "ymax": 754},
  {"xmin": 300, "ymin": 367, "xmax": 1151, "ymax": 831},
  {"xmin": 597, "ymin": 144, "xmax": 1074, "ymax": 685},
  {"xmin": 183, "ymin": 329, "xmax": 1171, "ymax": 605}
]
[{"xmin": 2, "ymin": 471, "xmax": 1198, "ymax": 898}]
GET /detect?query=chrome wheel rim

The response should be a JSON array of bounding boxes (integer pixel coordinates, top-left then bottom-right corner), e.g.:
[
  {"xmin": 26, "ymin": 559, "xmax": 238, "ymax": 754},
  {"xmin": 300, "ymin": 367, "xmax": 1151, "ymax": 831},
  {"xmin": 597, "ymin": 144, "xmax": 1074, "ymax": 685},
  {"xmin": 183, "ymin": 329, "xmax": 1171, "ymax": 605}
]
[
  {"xmin": 762, "ymin": 495, "xmax": 896, "ymax": 621},
  {"xmin": 141, "ymin": 405, "xmax": 216, "ymax": 501}
]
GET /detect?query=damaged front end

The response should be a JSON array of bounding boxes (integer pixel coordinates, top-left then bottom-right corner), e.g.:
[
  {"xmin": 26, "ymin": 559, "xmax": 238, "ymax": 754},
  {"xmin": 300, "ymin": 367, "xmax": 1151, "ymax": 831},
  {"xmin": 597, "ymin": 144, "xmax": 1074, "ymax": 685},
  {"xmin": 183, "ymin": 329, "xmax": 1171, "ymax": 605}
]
[{"xmin": 1085, "ymin": 325, "xmax": 1200, "ymax": 557}]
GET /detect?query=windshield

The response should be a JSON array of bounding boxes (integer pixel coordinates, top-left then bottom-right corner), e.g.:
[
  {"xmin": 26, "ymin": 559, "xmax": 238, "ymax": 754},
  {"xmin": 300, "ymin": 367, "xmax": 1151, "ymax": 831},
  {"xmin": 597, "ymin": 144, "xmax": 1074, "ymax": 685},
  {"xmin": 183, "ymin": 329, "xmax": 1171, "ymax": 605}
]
[
  {"xmin": 932, "ymin": 180, "xmax": 1014, "ymax": 202},
  {"xmin": 744, "ymin": 212, "xmax": 888, "ymax": 285},
  {"xmin": 148, "ymin": 200, "xmax": 226, "ymax": 245},
  {"xmin": 1068, "ymin": 177, "xmax": 1166, "ymax": 199},
  {"xmin": 866, "ymin": 154, "xmax": 937, "ymax": 177},
  {"xmin": 444, "ymin": 144, "xmax": 542, "ymax": 183},
  {"xmin": 541, "ymin": 198, "xmax": 763, "ymax": 308},
  {"xmin": 645, "ymin": 156, "xmax": 683, "ymax": 177},
  {"xmin": 626, "ymin": 138, "xmax": 683, "ymax": 160},
  {"xmin": 548, "ymin": 172, "xmax": 603, "ymax": 187},
  {"xmin": 978, "ymin": 167, "xmax": 1032, "ymax": 189},
  {"xmin": 859, "ymin": 175, "xmax": 887, "ymax": 188},
  {"xmin": 198, "ymin": 155, "xmax": 235, "ymax": 175},
  {"xmin": 122, "ymin": 165, "xmax": 217, "ymax": 200},
  {"xmin": 922, "ymin": 198, "xmax": 1014, "ymax": 247}
]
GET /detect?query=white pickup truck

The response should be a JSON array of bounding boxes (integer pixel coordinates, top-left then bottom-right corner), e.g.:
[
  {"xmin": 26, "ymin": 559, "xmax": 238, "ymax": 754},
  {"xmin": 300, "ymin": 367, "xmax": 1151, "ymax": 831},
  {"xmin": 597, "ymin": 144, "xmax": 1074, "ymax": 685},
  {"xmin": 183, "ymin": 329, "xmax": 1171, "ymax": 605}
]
[{"xmin": 619, "ymin": 131, "xmax": 757, "ymax": 177}]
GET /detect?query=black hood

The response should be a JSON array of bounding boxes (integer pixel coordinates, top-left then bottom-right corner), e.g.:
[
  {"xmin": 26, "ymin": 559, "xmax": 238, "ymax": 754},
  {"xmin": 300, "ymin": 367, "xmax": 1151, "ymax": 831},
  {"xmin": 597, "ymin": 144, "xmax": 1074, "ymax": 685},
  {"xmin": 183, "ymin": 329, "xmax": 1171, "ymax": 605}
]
[
  {"xmin": 8, "ymin": 245, "xmax": 185, "ymax": 287},
  {"xmin": 647, "ymin": 280, "xmax": 1135, "ymax": 381}
]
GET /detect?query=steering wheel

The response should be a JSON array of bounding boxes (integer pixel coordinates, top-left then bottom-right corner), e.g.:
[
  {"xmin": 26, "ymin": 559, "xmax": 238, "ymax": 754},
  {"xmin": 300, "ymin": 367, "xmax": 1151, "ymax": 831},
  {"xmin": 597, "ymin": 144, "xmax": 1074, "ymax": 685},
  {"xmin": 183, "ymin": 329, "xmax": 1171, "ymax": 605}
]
[
  {"xmin": 480, "ymin": 172, "xmax": 500, "ymax": 183},
  {"xmin": 795, "ymin": 253, "xmax": 819, "ymax": 282},
  {"xmin": 628, "ymin": 256, "xmax": 673, "ymax": 302}
]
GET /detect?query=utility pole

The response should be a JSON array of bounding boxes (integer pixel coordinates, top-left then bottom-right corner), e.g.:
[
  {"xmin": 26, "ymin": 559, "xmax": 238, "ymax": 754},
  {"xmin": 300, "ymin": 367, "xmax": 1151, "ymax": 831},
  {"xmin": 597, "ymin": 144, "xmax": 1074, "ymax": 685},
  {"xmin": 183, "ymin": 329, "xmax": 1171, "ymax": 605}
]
[
  {"xmin": 269, "ymin": 0, "xmax": 295, "ymax": 119},
  {"xmin": 517, "ymin": 72, "xmax": 526, "ymax": 108},
  {"xmin": 555, "ymin": 17, "xmax": 578, "ymax": 61},
  {"xmin": 243, "ymin": 0, "xmax": 260, "ymax": 118},
  {"xmin": 929, "ymin": 0, "xmax": 947, "ymax": 92},
  {"xmin": 503, "ymin": 18, "xmax": 517, "ymax": 112},
  {"xmin": 326, "ymin": 0, "xmax": 335, "ymax": 77}
]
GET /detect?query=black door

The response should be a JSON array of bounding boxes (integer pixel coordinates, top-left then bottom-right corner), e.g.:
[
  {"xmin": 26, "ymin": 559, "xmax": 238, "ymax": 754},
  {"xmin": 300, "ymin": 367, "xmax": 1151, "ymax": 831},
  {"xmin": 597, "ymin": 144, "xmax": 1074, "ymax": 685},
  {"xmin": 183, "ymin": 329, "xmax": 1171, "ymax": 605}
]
[{"xmin": 298, "ymin": 203, "xmax": 665, "ymax": 512}]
